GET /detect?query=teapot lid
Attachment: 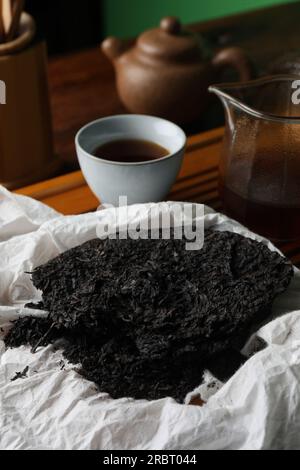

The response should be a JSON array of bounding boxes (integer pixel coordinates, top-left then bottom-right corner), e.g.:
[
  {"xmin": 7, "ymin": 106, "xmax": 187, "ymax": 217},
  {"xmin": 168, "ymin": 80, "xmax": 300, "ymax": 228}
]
[{"xmin": 136, "ymin": 17, "xmax": 203, "ymax": 62}]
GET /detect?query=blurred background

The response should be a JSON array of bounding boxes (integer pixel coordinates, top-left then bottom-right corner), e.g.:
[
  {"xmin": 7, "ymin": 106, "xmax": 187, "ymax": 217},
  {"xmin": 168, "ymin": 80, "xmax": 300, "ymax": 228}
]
[
  {"xmin": 25, "ymin": 0, "xmax": 297, "ymax": 55},
  {"xmin": 3, "ymin": 0, "xmax": 300, "ymax": 189}
]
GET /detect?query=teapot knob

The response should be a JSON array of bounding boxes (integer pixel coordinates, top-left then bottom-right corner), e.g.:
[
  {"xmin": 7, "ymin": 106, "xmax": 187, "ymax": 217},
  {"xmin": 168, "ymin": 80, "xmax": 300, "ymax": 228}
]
[{"xmin": 160, "ymin": 16, "xmax": 181, "ymax": 35}]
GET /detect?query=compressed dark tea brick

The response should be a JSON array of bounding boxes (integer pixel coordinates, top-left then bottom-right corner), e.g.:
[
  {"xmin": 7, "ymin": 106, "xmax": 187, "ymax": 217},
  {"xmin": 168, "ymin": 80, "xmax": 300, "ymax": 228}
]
[
  {"xmin": 5, "ymin": 317, "xmax": 55, "ymax": 349},
  {"xmin": 5, "ymin": 230, "xmax": 293, "ymax": 402}
]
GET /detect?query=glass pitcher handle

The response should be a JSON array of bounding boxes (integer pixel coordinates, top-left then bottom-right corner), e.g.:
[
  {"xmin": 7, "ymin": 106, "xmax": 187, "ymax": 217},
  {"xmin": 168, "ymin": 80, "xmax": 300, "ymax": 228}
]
[{"xmin": 212, "ymin": 47, "xmax": 254, "ymax": 82}]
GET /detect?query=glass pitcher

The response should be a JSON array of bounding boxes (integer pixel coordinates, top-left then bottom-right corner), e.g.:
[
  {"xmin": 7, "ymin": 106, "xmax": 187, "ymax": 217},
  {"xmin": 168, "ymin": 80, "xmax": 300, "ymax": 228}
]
[{"xmin": 209, "ymin": 75, "xmax": 300, "ymax": 241}]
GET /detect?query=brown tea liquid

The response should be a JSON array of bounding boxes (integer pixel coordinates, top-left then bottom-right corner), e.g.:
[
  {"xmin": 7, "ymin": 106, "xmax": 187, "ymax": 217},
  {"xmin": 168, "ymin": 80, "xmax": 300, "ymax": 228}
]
[
  {"xmin": 220, "ymin": 183, "xmax": 300, "ymax": 241},
  {"xmin": 93, "ymin": 139, "xmax": 169, "ymax": 163}
]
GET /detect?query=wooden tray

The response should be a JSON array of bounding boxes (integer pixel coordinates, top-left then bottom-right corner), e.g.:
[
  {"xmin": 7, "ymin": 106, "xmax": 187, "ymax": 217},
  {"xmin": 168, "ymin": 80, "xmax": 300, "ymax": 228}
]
[{"xmin": 15, "ymin": 127, "xmax": 300, "ymax": 268}]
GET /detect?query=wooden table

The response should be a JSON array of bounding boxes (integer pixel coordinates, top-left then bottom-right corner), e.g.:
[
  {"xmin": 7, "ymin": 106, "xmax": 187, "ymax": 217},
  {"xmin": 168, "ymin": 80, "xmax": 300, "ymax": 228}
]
[
  {"xmin": 48, "ymin": 2, "xmax": 300, "ymax": 167},
  {"xmin": 15, "ymin": 127, "xmax": 300, "ymax": 268}
]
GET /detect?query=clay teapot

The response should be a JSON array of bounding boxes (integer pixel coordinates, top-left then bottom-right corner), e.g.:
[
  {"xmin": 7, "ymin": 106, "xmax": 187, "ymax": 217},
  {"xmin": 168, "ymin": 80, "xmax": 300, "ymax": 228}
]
[{"xmin": 102, "ymin": 17, "xmax": 252, "ymax": 124}]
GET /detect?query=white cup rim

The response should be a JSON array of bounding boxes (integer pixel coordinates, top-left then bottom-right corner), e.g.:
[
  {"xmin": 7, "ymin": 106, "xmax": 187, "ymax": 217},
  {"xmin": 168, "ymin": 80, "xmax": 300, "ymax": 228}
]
[{"xmin": 75, "ymin": 114, "xmax": 187, "ymax": 167}]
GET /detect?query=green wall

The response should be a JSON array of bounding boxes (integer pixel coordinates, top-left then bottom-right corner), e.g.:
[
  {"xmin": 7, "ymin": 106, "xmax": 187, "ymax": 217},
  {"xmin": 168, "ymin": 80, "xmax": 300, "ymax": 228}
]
[{"xmin": 103, "ymin": 0, "xmax": 297, "ymax": 38}]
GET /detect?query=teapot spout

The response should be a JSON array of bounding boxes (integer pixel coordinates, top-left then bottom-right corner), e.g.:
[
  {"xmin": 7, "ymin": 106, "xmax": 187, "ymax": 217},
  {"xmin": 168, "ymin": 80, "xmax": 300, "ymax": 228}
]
[{"xmin": 101, "ymin": 37, "xmax": 128, "ymax": 62}]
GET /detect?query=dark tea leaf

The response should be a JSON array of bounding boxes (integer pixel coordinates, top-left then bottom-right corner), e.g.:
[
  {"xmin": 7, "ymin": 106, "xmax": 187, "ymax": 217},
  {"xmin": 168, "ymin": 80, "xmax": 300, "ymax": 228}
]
[{"xmin": 5, "ymin": 230, "xmax": 293, "ymax": 402}]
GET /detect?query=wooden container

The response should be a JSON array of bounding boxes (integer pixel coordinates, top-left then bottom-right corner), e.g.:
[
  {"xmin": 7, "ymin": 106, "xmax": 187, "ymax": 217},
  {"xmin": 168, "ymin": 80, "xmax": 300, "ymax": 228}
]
[{"xmin": 0, "ymin": 13, "xmax": 61, "ymax": 189}]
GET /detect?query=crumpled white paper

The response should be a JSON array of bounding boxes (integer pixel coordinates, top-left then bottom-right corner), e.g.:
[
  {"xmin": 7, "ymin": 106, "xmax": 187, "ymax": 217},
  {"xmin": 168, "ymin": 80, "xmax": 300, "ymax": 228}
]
[{"xmin": 1, "ymin": 185, "xmax": 300, "ymax": 450}]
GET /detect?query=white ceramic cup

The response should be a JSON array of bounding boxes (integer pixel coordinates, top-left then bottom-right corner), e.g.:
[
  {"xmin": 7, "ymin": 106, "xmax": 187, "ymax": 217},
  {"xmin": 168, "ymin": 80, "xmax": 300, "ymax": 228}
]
[{"xmin": 75, "ymin": 115, "xmax": 186, "ymax": 206}]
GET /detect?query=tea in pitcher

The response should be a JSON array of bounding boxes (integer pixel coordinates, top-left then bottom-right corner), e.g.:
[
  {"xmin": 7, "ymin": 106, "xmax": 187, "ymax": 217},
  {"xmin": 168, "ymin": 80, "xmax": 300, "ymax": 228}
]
[
  {"xmin": 210, "ymin": 76, "xmax": 300, "ymax": 241},
  {"xmin": 220, "ymin": 182, "xmax": 300, "ymax": 241}
]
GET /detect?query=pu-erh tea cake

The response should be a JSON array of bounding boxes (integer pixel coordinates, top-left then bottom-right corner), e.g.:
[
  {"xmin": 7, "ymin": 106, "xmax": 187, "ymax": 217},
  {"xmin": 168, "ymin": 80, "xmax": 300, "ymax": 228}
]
[{"xmin": 5, "ymin": 230, "xmax": 293, "ymax": 402}]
